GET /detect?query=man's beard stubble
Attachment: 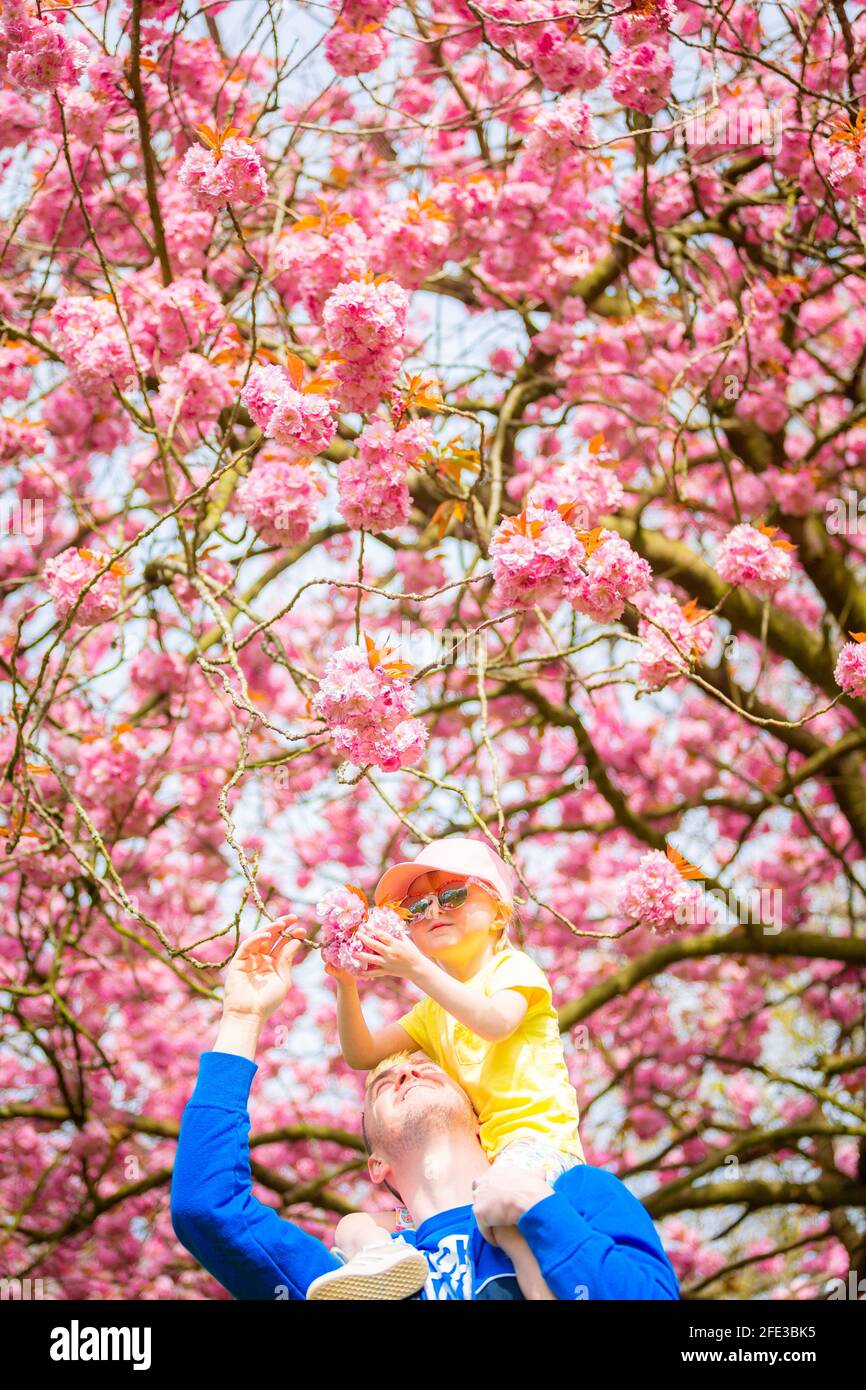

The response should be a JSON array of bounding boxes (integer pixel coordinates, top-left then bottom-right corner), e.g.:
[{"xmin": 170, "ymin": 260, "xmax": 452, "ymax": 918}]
[{"xmin": 381, "ymin": 1082, "xmax": 475, "ymax": 1162}]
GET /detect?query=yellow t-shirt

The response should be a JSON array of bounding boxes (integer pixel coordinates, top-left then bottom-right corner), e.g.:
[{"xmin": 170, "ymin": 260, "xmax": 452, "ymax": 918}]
[{"xmin": 396, "ymin": 947, "xmax": 585, "ymax": 1163}]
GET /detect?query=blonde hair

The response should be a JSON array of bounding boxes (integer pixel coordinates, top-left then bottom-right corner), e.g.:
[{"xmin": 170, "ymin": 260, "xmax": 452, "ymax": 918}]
[
  {"xmin": 364, "ymin": 1049, "xmax": 415, "ymax": 1100},
  {"xmin": 490, "ymin": 897, "xmax": 519, "ymax": 953}
]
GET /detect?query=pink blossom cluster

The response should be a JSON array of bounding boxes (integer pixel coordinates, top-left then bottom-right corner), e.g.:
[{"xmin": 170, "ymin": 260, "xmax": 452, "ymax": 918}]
[
  {"xmin": 51, "ymin": 295, "xmax": 139, "ymax": 398},
  {"xmin": 177, "ymin": 137, "xmax": 268, "ymax": 212},
  {"xmin": 324, "ymin": 21, "xmax": 389, "ymax": 76},
  {"xmin": 1, "ymin": 0, "xmax": 87, "ymax": 92},
  {"xmin": 636, "ymin": 593, "xmax": 713, "ymax": 690},
  {"xmin": 152, "ymin": 352, "xmax": 234, "ymax": 435},
  {"xmin": 129, "ymin": 649, "xmax": 188, "ymax": 697},
  {"xmin": 337, "ymin": 417, "xmax": 430, "ymax": 533},
  {"xmin": 50, "ymin": 89, "xmax": 108, "ymax": 146},
  {"xmin": 311, "ymin": 641, "xmax": 428, "ymax": 771},
  {"xmin": 523, "ymin": 453, "xmax": 625, "ymax": 524},
  {"xmin": 74, "ymin": 731, "xmax": 145, "ymax": 815},
  {"xmin": 152, "ymin": 276, "xmax": 225, "ymax": 360},
  {"xmin": 825, "ymin": 138, "xmax": 866, "ymax": 205},
  {"xmin": 328, "ymin": 0, "xmax": 395, "ymax": 19},
  {"xmin": 86, "ymin": 54, "xmax": 130, "ymax": 121},
  {"xmin": 322, "ymin": 277, "xmax": 410, "ymax": 413},
  {"xmin": 323, "ymin": 275, "xmax": 410, "ymax": 358},
  {"xmin": 0, "ymin": 338, "xmax": 36, "ymax": 399},
  {"xmin": 768, "ymin": 467, "xmax": 818, "ymax": 517},
  {"xmin": 332, "ymin": 716, "xmax": 428, "ymax": 772},
  {"xmin": 619, "ymin": 165, "xmax": 723, "ymax": 233},
  {"xmin": 44, "ymin": 385, "xmax": 131, "ymax": 470},
  {"xmin": 566, "ymin": 531, "xmax": 653, "ymax": 622},
  {"xmin": 609, "ymin": 41, "xmax": 674, "ymax": 115},
  {"xmin": 489, "ymin": 505, "xmax": 587, "ymax": 611},
  {"xmin": 374, "ymin": 197, "xmax": 452, "ymax": 288},
  {"xmin": 530, "ymin": 31, "xmax": 606, "ymax": 95},
  {"xmin": 240, "ymin": 364, "xmax": 337, "ymax": 458},
  {"xmin": 618, "ymin": 849, "xmax": 701, "ymax": 933},
  {"xmin": 0, "ymin": 416, "xmax": 45, "ymax": 463},
  {"xmin": 430, "ymin": 171, "xmax": 501, "ymax": 261},
  {"xmin": 235, "ymin": 451, "xmax": 325, "ymax": 546},
  {"xmin": 485, "ymin": 5, "xmax": 606, "ymax": 94},
  {"xmin": 834, "ymin": 639, "xmax": 866, "ymax": 698},
  {"xmin": 274, "ymin": 222, "xmax": 371, "ymax": 318},
  {"xmin": 43, "ymin": 548, "xmax": 126, "ymax": 629},
  {"xmin": 311, "ymin": 639, "xmax": 415, "ymax": 728},
  {"xmin": 160, "ymin": 183, "xmax": 214, "ymax": 274},
  {"xmin": 612, "ymin": 0, "xmax": 677, "ymax": 46},
  {"xmin": 716, "ymin": 523, "xmax": 794, "ymax": 599},
  {"xmin": 524, "ymin": 95, "xmax": 596, "ymax": 168},
  {"xmin": 317, "ymin": 886, "xmax": 408, "ymax": 977},
  {"xmin": 0, "ymin": 89, "xmax": 39, "ymax": 147},
  {"xmin": 138, "ymin": 0, "xmax": 183, "ymax": 17}
]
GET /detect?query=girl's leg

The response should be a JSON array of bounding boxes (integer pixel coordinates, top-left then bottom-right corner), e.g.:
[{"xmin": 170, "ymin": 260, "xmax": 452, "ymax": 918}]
[
  {"xmin": 333, "ymin": 1208, "xmax": 399, "ymax": 1260},
  {"xmin": 308, "ymin": 1207, "xmax": 428, "ymax": 1299},
  {"xmin": 477, "ymin": 1142, "xmax": 581, "ymax": 1300},
  {"xmin": 490, "ymin": 1224, "xmax": 557, "ymax": 1301}
]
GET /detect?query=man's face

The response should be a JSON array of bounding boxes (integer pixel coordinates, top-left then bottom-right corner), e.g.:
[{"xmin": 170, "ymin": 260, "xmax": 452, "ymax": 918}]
[{"xmin": 364, "ymin": 1051, "xmax": 477, "ymax": 1163}]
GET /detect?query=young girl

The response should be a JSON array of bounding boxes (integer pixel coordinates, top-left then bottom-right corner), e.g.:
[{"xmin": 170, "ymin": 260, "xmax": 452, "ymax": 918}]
[{"xmin": 314, "ymin": 835, "xmax": 586, "ymax": 1300}]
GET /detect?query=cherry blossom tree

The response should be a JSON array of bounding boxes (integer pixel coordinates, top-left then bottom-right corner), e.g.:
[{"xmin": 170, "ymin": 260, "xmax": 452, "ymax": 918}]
[{"xmin": 1, "ymin": 0, "xmax": 866, "ymax": 1300}]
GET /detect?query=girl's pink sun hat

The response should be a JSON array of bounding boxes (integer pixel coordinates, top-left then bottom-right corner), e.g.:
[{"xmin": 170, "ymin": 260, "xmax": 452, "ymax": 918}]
[{"xmin": 373, "ymin": 835, "xmax": 516, "ymax": 911}]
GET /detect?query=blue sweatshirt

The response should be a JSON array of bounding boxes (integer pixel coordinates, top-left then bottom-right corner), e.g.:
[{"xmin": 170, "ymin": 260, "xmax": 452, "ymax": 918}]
[{"xmin": 170, "ymin": 1051, "xmax": 680, "ymax": 1301}]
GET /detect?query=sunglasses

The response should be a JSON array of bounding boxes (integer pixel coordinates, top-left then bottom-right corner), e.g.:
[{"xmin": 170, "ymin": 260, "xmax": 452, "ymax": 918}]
[{"xmin": 400, "ymin": 875, "xmax": 496, "ymax": 919}]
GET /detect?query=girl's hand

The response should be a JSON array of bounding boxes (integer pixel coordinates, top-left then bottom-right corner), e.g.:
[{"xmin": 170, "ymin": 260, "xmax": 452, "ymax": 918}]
[
  {"xmin": 223, "ymin": 916, "xmax": 306, "ymax": 1022},
  {"xmin": 324, "ymin": 960, "xmax": 357, "ymax": 986},
  {"xmin": 355, "ymin": 924, "xmax": 428, "ymax": 982}
]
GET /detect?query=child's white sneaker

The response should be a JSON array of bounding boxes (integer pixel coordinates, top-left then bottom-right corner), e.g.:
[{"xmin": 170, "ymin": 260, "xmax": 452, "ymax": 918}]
[{"xmin": 306, "ymin": 1236, "xmax": 429, "ymax": 1300}]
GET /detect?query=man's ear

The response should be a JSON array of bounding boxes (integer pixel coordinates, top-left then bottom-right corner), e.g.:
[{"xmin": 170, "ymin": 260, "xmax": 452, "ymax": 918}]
[{"xmin": 367, "ymin": 1152, "xmax": 391, "ymax": 1187}]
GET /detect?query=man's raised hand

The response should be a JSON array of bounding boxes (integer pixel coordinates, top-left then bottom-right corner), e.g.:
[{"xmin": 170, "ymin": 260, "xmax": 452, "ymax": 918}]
[{"xmin": 223, "ymin": 916, "xmax": 306, "ymax": 1022}]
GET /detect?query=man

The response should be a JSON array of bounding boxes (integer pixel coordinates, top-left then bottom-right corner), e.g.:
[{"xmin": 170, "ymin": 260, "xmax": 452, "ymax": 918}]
[{"xmin": 170, "ymin": 918, "xmax": 681, "ymax": 1301}]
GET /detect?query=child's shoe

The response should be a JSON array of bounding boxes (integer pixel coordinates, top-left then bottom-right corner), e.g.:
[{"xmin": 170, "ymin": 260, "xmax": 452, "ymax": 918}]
[{"xmin": 305, "ymin": 1236, "xmax": 429, "ymax": 1300}]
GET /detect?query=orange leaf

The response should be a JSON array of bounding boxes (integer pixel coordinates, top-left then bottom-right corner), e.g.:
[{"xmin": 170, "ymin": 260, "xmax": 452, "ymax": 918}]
[
  {"xmin": 363, "ymin": 632, "xmax": 387, "ymax": 669},
  {"xmin": 428, "ymin": 498, "xmax": 465, "ymax": 540},
  {"xmin": 849, "ymin": 631, "xmax": 866, "ymax": 643},
  {"xmin": 665, "ymin": 844, "xmax": 705, "ymax": 880},
  {"xmin": 285, "ymin": 351, "xmax": 306, "ymax": 389},
  {"xmin": 381, "ymin": 898, "xmax": 412, "ymax": 920},
  {"xmin": 577, "ymin": 527, "xmax": 604, "ymax": 558},
  {"xmin": 681, "ymin": 596, "xmax": 709, "ymax": 624},
  {"xmin": 588, "ymin": 433, "xmax": 606, "ymax": 454},
  {"xmin": 557, "ymin": 499, "xmax": 583, "ymax": 525},
  {"xmin": 195, "ymin": 124, "xmax": 218, "ymax": 149},
  {"xmin": 345, "ymin": 883, "xmax": 370, "ymax": 907}
]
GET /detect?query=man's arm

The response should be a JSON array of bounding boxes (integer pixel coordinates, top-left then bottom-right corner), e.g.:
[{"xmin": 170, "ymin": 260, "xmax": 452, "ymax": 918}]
[
  {"xmin": 516, "ymin": 1166, "xmax": 681, "ymax": 1301},
  {"xmin": 472, "ymin": 1165, "xmax": 680, "ymax": 1300},
  {"xmin": 171, "ymin": 1048, "xmax": 342, "ymax": 1300},
  {"xmin": 171, "ymin": 919, "xmax": 342, "ymax": 1301}
]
